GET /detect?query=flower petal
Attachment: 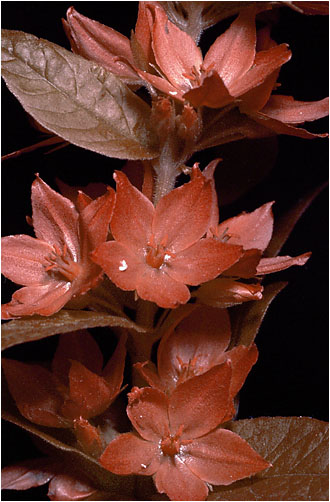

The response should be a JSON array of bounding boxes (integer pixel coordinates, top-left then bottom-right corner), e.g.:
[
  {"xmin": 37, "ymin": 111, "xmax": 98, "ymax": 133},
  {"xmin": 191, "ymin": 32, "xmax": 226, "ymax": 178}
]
[
  {"xmin": 183, "ymin": 71, "xmax": 233, "ymax": 109},
  {"xmin": 158, "ymin": 306, "xmax": 231, "ymax": 391},
  {"xmin": 153, "ymin": 169, "xmax": 213, "ymax": 253},
  {"xmin": 2, "ymin": 359, "xmax": 68, "ymax": 427},
  {"xmin": 204, "ymin": 8, "xmax": 257, "ymax": 87},
  {"xmin": 32, "ymin": 177, "xmax": 80, "ymax": 261},
  {"xmin": 111, "ymin": 171, "xmax": 154, "ymax": 252},
  {"xmin": 136, "ymin": 267, "xmax": 191, "ymax": 308},
  {"xmin": 127, "ymin": 387, "xmax": 170, "ymax": 442},
  {"xmin": 51, "ymin": 331, "xmax": 104, "ymax": 387},
  {"xmin": 261, "ymin": 95, "xmax": 329, "ymax": 124},
  {"xmin": 167, "ymin": 239, "xmax": 243, "ymax": 286},
  {"xmin": 218, "ymin": 202, "xmax": 274, "ymax": 252},
  {"xmin": 134, "ymin": 361, "xmax": 165, "ymax": 391},
  {"xmin": 64, "ymin": 7, "xmax": 138, "ymax": 83},
  {"xmin": 1, "ymin": 458, "xmax": 57, "ymax": 490},
  {"xmin": 79, "ymin": 187, "xmax": 115, "ymax": 253},
  {"xmin": 154, "ymin": 456, "xmax": 208, "ymax": 501},
  {"xmin": 226, "ymin": 344, "xmax": 258, "ymax": 399},
  {"xmin": 100, "ymin": 432, "xmax": 160, "ymax": 475},
  {"xmin": 151, "ymin": 5, "xmax": 203, "ymax": 90},
  {"xmin": 91, "ymin": 241, "xmax": 143, "ymax": 292},
  {"xmin": 102, "ymin": 333, "xmax": 127, "ymax": 396},
  {"xmin": 256, "ymin": 252, "xmax": 311, "ymax": 275},
  {"xmin": 195, "ymin": 278, "xmax": 263, "ymax": 308},
  {"xmin": 61, "ymin": 361, "xmax": 113, "ymax": 420},
  {"xmin": 73, "ymin": 417, "xmax": 103, "ymax": 457},
  {"xmin": 48, "ymin": 472, "xmax": 97, "ymax": 501},
  {"xmin": 224, "ymin": 249, "xmax": 262, "ymax": 278},
  {"xmin": 2, "ymin": 282, "xmax": 73, "ymax": 319},
  {"xmin": 183, "ymin": 428, "xmax": 270, "ymax": 485},
  {"xmin": 250, "ymin": 112, "xmax": 329, "ymax": 138},
  {"xmin": 136, "ymin": 68, "xmax": 184, "ymax": 99},
  {"xmin": 1, "ymin": 234, "xmax": 53, "ymax": 286},
  {"xmin": 230, "ymin": 44, "xmax": 292, "ymax": 97},
  {"xmin": 169, "ymin": 363, "xmax": 232, "ymax": 439}
]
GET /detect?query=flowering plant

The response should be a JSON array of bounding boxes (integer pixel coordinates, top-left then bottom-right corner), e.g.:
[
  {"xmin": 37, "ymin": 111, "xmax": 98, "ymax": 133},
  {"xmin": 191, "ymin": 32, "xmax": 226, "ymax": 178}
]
[{"xmin": 1, "ymin": 2, "xmax": 329, "ymax": 501}]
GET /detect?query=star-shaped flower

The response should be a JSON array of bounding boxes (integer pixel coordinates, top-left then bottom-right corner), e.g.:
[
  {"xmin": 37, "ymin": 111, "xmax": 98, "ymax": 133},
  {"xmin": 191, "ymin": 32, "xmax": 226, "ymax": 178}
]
[
  {"xmin": 91, "ymin": 166, "xmax": 243, "ymax": 308},
  {"xmin": 1, "ymin": 177, "xmax": 115, "ymax": 318},
  {"xmin": 100, "ymin": 364, "xmax": 270, "ymax": 501}
]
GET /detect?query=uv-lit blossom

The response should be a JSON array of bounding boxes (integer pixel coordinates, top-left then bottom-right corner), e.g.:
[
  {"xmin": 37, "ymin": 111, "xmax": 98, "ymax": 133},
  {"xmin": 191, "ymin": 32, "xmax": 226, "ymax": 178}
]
[
  {"xmin": 100, "ymin": 367, "xmax": 270, "ymax": 501},
  {"xmin": 1, "ymin": 177, "xmax": 115, "ymax": 318},
  {"xmin": 135, "ymin": 305, "xmax": 258, "ymax": 403},
  {"xmin": 2, "ymin": 331, "xmax": 126, "ymax": 456},
  {"xmin": 91, "ymin": 166, "xmax": 243, "ymax": 308}
]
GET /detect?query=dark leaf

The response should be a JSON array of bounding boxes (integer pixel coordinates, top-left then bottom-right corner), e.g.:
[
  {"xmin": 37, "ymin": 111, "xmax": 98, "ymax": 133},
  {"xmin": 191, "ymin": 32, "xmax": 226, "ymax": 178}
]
[
  {"xmin": 229, "ymin": 282, "xmax": 287, "ymax": 348},
  {"xmin": 1, "ymin": 30, "xmax": 159, "ymax": 160},
  {"xmin": 209, "ymin": 417, "xmax": 329, "ymax": 500},
  {"xmin": 2, "ymin": 310, "xmax": 145, "ymax": 351}
]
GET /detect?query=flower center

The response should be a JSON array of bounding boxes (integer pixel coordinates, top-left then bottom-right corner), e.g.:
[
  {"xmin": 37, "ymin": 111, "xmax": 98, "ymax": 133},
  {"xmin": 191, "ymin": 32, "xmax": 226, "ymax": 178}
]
[
  {"xmin": 145, "ymin": 234, "xmax": 174, "ymax": 269},
  {"xmin": 176, "ymin": 355, "xmax": 200, "ymax": 385},
  {"xmin": 160, "ymin": 435, "xmax": 181, "ymax": 457},
  {"xmin": 44, "ymin": 244, "xmax": 81, "ymax": 282}
]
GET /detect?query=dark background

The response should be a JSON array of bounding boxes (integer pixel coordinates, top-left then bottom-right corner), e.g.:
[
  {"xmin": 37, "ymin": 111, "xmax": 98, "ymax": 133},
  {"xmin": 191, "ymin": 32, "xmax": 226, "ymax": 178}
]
[{"xmin": 2, "ymin": 2, "xmax": 329, "ymax": 500}]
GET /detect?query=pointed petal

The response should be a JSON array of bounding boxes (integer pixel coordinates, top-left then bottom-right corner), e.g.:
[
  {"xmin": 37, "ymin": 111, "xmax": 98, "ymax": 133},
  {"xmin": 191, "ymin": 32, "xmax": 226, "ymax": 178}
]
[
  {"xmin": 158, "ymin": 306, "xmax": 231, "ymax": 391},
  {"xmin": 153, "ymin": 169, "xmax": 213, "ymax": 252},
  {"xmin": 52, "ymin": 331, "xmax": 103, "ymax": 386},
  {"xmin": 183, "ymin": 71, "xmax": 233, "ymax": 109},
  {"xmin": 91, "ymin": 240, "xmax": 144, "ymax": 292},
  {"xmin": 1, "ymin": 458, "xmax": 56, "ymax": 490},
  {"xmin": 100, "ymin": 432, "xmax": 160, "ymax": 475},
  {"xmin": 257, "ymin": 253, "xmax": 311, "ymax": 275},
  {"xmin": 1, "ymin": 234, "xmax": 52, "ymax": 286},
  {"xmin": 250, "ymin": 111, "xmax": 329, "ymax": 138},
  {"xmin": 226, "ymin": 344, "xmax": 258, "ymax": 399},
  {"xmin": 239, "ymin": 70, "xmax": 280, "ymax": 113},
  {"xmin": 151, "ymin": 5, "xmax": 203, "ymax": 89},
  {"xmin": 169, "ymin": 363, "xmax": 232, "ymax": 439},
  {"xmin": 102, "ymin": 333, "xmax": 127, "ymax": 395},
  {"xmin": 32, "ymin": 177, "xmax": 80, "ymax": 261},
  {"xmin": 202, "ymin": 159, "xmax": 220, "ymax": 231},
  {"xmin": 65, "ymin": 7, "xmax": 138, "ymax": 83},
  {"xmin": 154, "ymin": 457, "xmax": 208, "ymax": 501},
  {"xmin": 167, "ymin": 239, "xmax": 243, "ymax": 286},
  {"xmin": 261, "ymin": 96, "xmax": 329, "ymax": 124},
  {"xmin": 127, "ymin": 387, "xmax": 170, "ymax": 442},
  {"xmin": 136, "ymin": 267, "xmax": 191, "ymax": 308},
  {"xmin": 73, "ymin": 417, "xmax": 103, "ymax": 457},
  {"xmin": 134, "ymin": 361, "xmax": 165, "ymax": 391},
  {"xmin": 195, "ymin": 278, "xmax": 263, "ymax": 308},
  {"xmin": 62, "ymin": 361, "xmax": 112, "ymax": 419},
  {"xmin": 183, "ymin": 428, "xmax": 270, "ymax": 485},
  {"xmin": 230, "ymin": 44, "xmax": 292, "ymax": 97},
  {"xmin": 218, "ymin": 202, "xmax": 274, "ymax": 252},
  {"xmin": 2, "ymin": 359, "xmax": 67, "ymax": 427},
  {"xmin": 135, "ymin": 2, "xmax": 156, "ymax": 66},
  {"xmin": 111, "ymin": 171, "xmax": 154, "ymax": 252},
  {"xmin": 224, "ymin": 249, "xmax": 262, "ymax": 278},
  {"xmin": 204, "ymin": 8, "xmax": 257, "ymax": 86},
  {"xmin": 2, "ymin": 282, "xmax": 73, "ymax": 318},
  {"xmin": 48, "ymin": 472, "xmax": 97, "ymax": 501},
  {"xmin": 79, "ymin": 188, "xmax": 115, "ymax": 252},
  {"xmin": 136, "ymin": 69, "xmax": 184, "ymax": 99}
]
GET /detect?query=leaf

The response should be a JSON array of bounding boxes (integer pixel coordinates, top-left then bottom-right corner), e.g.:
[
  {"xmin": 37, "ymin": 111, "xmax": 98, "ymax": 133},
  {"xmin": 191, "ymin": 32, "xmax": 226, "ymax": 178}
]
[
  {"xmin": 2, "ymin": 388, "xmax": 136, "ymax": 498},
  {"xmin": 1, "ymin": 30, "xmax": 159, "ymax": 160},
  {"xmin": 229, "ymin": 282, "xmax": 287, "ymax": 348},
  {"xmin": 265, "ymin": 182, "xmax": 328, "ymax": 257},
  {"xmin": 2, "ymin": 309, "xmax": 145, "ymax": 351},
  {"xmin": 209, "ymin": 417, "xmax": 329, "ymax": 501}
]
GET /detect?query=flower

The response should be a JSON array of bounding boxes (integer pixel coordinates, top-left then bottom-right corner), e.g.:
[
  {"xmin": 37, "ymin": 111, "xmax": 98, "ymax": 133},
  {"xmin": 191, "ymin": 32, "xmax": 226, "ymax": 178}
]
[
  {"xmin": 135, "ymin": 305, "xmax": 258, "ymax": 403},
  {"xmin": 192, "ymin": 162, "xmax": 311, "ymax": 307},
  {"xmin": 2, "ymin": 330, "xmax": 126, "ymax": 455},
  {"xmin": 1, "ymin": 176, "xmax": 115, "ymax": 318},
  {"xmin": 100, "ymin": 365, "xmax": 270, "ymax": 501},
  {"xmin": 91, "ymin": 166, "xmax": 243, "ymax": 308},
  {"xmin": 2, "ymin": 457, "xmax": 105, "ymax": 501}
]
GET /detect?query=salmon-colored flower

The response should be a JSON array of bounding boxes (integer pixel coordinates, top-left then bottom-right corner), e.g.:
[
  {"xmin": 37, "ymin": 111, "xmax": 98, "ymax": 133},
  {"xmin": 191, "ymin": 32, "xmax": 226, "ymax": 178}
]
[
  {"xmin": 2, "ymin": 330, "xmax": 126, "ymax": 443},
  {"xmin": 91, "ymin": 166, "xmax": 243, "ymax": 308},
  {"xmin": 1, "ymin": 177, "xmax": 115, "ymax": 318},
  {"xmin": 135, "ymin": 305, "xmax": 258, "ymax": 403},
  {"xmin": 100, "ymin": 366, "xmax": 270, "ymax": 501}
]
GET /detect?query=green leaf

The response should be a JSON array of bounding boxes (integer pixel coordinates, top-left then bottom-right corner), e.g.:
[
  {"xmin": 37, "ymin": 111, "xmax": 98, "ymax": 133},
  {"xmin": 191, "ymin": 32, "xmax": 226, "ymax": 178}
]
[
  {"xmin": 209, "ymin": 417, "xmax": 329, "ymax": 501},
  {"xmin": 2, "ymin": 309, "xmax": 145, "ymax": 350},
  {"xmin": 1, "ymin": 29, "xmax": 159, "ymax": 160},
  {"xmin": 229, "ymin": 282, "xmax": 287, "ymax": 348}
]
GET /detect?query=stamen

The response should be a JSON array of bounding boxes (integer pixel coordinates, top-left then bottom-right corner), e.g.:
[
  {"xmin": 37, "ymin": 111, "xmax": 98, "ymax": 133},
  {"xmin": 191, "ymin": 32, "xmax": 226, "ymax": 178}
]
[{"xmin": 44, "ymin": 246, "xmax": 81, "ymax": 282}]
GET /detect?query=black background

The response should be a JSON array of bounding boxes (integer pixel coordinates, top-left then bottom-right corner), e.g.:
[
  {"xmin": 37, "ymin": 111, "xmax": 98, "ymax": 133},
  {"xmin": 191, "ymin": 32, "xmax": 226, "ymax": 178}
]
[{"xmin": 2, "ymin": 2, "xmax": 329, "ymax": 500}]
